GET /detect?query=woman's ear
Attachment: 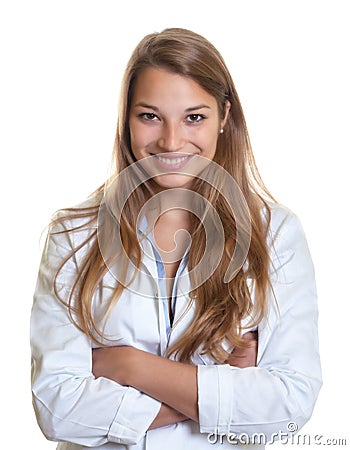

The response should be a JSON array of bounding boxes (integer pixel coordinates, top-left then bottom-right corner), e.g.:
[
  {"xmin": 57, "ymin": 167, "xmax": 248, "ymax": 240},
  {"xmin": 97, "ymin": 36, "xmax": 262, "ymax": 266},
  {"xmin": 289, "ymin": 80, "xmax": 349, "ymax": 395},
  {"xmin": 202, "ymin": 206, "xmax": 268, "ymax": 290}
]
[{"xmin": 220, "ymin": 101, "xmax": 231, "ymax": 131}]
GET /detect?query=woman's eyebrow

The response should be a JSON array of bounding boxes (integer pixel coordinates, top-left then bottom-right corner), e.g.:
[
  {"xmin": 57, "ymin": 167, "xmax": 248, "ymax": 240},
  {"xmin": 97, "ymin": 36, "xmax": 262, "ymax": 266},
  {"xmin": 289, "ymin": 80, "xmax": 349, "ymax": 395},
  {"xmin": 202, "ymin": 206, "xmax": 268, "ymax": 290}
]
[
  {"xmin": 185, "ymin": 104, "xmax": 211, "ymax": 112},
  {"xmin": 133, "ymin": 102, "xmax": 211, "ymax": 112},
  {"xmin": 134, "ymin": 102, "xmax": 159, "ymax": 111}
]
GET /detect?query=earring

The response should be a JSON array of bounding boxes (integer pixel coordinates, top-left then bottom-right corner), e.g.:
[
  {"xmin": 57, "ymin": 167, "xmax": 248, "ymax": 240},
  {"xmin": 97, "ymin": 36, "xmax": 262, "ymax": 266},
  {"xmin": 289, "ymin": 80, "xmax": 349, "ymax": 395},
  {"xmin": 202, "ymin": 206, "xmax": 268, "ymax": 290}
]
[{"xmin": 219, "ymin": 129, "xmax": 224, "ymax": 134}]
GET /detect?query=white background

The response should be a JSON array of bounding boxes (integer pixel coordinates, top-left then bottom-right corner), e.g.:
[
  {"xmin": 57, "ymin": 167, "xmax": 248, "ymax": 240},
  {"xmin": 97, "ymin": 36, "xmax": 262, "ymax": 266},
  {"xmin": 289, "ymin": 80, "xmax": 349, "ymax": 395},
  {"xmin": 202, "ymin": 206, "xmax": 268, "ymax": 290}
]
[{"xmin": 1, "ymin": 0, "xmax": 349, "ymax": 448}]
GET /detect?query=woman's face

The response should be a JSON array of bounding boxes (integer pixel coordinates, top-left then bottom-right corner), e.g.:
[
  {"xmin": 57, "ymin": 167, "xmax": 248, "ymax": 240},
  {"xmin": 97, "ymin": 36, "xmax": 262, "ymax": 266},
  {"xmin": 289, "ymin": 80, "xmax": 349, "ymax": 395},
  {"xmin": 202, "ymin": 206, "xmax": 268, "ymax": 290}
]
[{"xmin": 129, "ymin": 67, "xmax": 230, "ymax": 190}]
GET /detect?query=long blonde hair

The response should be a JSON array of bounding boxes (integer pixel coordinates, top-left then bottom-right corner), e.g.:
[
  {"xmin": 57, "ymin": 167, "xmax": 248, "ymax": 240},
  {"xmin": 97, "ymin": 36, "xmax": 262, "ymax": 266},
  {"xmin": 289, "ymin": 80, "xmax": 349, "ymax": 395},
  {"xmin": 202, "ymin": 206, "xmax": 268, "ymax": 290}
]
[{"xmin": 52, "ymin": 28, "xmax": 275, "ymax": 363}]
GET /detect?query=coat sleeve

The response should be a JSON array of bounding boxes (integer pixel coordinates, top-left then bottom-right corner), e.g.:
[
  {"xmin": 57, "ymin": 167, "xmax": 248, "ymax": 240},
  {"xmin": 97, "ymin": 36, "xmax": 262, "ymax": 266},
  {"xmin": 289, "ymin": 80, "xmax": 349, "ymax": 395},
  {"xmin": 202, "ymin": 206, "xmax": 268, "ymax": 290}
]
[
  {"xmin": 197, "ymin": 207, "xmax": 322, "ymax": 442},
  {"xmin": 30, "ymin": 216, "xmax": 161, "ymax": 447}
]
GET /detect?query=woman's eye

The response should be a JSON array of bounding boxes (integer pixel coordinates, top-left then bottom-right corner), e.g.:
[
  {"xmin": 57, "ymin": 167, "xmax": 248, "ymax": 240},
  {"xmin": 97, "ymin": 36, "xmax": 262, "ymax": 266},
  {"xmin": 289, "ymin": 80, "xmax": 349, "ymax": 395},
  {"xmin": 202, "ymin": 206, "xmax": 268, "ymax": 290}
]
[
  {"xmin": 186, "ymin": 114, "xmax": 205, "ymax": 123},
  {"xmin": 139, "ymin": 113, "xmax": 159, "ymax": 121}
]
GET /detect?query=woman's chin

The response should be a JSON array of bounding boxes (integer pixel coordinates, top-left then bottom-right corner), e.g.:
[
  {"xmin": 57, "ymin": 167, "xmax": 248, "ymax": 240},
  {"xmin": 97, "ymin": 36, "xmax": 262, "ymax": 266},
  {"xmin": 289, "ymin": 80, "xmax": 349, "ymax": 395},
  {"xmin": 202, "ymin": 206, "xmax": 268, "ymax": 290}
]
[{"xmin": 153, "ymin": 174, "xmax": 195, "ymax": 190}]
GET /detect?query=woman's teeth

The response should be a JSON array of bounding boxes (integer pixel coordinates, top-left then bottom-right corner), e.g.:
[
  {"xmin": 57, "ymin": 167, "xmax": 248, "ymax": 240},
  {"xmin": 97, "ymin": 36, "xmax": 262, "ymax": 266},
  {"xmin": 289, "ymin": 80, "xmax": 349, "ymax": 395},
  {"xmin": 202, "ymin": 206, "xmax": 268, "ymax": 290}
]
[{"xmin": 156, "ymin": 155, "xmax": 188, "ymax": 165}]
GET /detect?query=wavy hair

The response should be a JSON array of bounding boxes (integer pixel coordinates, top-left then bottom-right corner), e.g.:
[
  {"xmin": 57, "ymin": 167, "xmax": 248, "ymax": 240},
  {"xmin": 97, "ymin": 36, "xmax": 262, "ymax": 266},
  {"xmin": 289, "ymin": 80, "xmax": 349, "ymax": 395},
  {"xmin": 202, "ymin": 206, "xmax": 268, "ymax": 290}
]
[{"xmin": 52, "ymin": 28, "xmax": 275, "ymax": 363}]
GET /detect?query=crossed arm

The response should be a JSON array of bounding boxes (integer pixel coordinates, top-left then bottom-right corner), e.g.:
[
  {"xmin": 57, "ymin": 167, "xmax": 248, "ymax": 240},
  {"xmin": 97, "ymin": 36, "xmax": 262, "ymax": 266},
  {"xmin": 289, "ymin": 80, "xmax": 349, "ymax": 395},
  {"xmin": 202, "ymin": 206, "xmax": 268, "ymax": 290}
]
[{"xmin": 92, "ymin": 331, "xmax": 258, "ymax": 430}]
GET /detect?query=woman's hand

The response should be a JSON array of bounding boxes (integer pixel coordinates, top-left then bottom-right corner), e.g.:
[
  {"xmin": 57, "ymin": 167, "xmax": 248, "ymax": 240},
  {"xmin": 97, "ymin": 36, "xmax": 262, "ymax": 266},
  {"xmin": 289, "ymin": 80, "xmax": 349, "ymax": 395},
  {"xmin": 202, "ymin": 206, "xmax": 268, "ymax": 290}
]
[
  {"xmin": 92, "ymin": 345, "xmax": 139, "ymax": 385},
  {"xmin": 149, "ymin": 404, "xmax": 188, "ymax": 429},
  {"xmin": 225, "ymin": 331, "xmax": 258, "ymax": 368}
]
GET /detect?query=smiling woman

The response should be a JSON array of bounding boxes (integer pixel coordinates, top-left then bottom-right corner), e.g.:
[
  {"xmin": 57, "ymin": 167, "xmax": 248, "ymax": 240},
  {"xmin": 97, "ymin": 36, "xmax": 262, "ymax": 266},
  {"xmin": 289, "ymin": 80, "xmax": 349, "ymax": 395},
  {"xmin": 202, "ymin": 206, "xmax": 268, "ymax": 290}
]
[
  {"xmin": 30, "ymin": 28, "xmax": 322, "ymax": 450},
  {"xmin": 129, "ymin": 67, "xmax": 230, "ymax": 189}
]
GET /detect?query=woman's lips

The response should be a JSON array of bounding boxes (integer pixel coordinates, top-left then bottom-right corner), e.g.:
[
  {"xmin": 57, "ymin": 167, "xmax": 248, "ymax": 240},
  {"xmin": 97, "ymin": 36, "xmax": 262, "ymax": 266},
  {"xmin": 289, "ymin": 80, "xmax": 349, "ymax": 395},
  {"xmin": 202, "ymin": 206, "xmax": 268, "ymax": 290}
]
[{"xmin": 151, "ymin": 153, "xmax": 194, "ymax": 171}]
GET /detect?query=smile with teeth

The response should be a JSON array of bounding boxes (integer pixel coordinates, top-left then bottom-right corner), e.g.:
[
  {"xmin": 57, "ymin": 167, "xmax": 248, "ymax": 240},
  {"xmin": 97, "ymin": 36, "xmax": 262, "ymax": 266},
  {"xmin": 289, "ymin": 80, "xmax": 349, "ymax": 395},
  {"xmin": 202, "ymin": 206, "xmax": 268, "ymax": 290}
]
[{"xmin": 155, "ymin": 155, "xmax": 189, "ymax": 165}]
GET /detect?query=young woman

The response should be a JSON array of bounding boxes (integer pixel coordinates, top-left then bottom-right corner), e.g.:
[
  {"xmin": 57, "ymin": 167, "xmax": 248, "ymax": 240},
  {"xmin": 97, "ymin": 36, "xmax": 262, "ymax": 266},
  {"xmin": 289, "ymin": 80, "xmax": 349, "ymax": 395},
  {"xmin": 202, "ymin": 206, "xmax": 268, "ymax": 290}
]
[{"xmin": 31, "ymin": 28, "xmax": 322, "ymax": 449}]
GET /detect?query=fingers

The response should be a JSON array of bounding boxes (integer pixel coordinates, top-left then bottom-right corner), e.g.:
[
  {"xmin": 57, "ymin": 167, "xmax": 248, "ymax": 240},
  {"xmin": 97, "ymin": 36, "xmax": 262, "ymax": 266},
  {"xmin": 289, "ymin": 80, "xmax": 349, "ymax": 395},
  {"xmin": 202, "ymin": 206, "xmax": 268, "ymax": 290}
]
[
  {"xmin": 225, "ymin": 330, "xmax": 258, "ymax": 368},
  {"xmin": 242, "ymin": 330, "xmax": 258, "ymax": 342}
]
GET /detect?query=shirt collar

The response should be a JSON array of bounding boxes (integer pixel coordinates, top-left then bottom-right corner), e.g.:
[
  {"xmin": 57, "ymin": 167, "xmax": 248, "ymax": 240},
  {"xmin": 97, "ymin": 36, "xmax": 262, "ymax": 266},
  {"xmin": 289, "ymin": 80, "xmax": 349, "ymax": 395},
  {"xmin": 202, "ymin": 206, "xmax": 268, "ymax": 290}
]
[{"xmin": 137, "ymin": 215, "xmax": 150, "ymax": 237}]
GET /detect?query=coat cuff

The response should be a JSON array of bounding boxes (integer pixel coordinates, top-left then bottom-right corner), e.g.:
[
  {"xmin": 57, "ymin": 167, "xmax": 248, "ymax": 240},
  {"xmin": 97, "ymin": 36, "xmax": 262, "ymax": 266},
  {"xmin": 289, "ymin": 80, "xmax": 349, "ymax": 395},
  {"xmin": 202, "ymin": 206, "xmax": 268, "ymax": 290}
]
[
  {"xmin": 108, "ymin": 386, "xmax": 161, "ymax": 444},
  {"xmin": 197, "ymin": 364, "xmax": 236, "ymax": 435}
]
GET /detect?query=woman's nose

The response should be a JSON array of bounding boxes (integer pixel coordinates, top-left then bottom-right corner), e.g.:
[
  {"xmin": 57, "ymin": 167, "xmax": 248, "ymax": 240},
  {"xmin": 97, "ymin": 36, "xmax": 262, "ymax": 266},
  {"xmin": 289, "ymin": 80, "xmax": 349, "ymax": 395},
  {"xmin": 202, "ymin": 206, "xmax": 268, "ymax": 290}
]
[{"xmin": 157, "ymin": 123, "xmax": 186, "ymax": 152}]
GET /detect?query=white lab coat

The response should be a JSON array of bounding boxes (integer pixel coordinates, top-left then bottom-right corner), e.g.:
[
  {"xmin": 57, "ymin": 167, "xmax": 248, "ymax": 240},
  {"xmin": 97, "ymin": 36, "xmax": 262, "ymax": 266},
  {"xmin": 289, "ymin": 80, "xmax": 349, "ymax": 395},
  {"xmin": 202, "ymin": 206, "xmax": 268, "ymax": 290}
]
[{"xmin": 30, "ymin": 202, "xmax": 322, "ymax": 449}]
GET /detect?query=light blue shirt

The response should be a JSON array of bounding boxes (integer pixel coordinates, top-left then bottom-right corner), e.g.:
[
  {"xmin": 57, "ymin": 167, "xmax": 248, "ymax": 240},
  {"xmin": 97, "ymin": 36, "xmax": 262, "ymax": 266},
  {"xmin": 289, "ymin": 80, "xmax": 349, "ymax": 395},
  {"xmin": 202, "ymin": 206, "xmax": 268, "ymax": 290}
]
[{"xmin": 138, "ymin": 215, "xmax": 189, "ymax": 338}]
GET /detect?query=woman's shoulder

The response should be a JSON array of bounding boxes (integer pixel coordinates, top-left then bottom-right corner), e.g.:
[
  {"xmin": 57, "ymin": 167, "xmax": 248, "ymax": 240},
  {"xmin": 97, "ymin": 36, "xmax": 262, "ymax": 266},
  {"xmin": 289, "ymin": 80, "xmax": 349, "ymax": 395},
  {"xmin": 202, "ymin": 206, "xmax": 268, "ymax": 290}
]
[
  {"xmin": 51, "ymin": 193, "xmax": 102, "ymax": 230},
  {"xmin": 264, "ymin": 201, "xmax": 308, "ymax": 254},
  {"xmin": 46, "ymin": 194, "xmax": 103, "ymax": 255},
  {"xmin": 266, "ymin": 201, "xmax": 298, "ymax": 227}
]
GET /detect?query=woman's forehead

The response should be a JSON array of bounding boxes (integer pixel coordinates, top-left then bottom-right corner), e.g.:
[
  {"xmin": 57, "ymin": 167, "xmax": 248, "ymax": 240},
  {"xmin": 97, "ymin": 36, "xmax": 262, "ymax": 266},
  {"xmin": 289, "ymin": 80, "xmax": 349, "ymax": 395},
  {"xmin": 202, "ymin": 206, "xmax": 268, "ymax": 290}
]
[{"xmin": 130, "ymin": 68, "xmax": 218, "ymax": 111}]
